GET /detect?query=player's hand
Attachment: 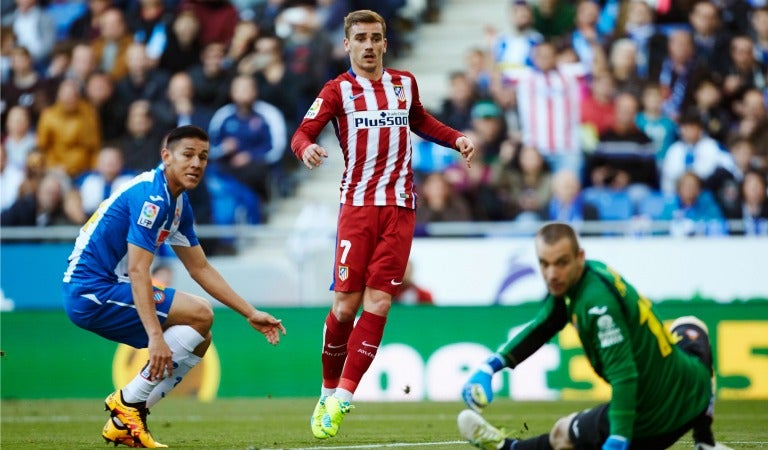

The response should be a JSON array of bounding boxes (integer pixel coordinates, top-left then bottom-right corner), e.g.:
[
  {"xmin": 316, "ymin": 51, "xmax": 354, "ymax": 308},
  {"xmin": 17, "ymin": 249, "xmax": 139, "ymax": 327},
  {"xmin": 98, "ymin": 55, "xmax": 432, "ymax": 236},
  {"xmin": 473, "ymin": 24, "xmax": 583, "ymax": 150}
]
[
  {"xmin": 301, "ymin": 144, "xmax": 328, "ymax": 170},
  {"xmin": 462, "ymin": 369, "xmax": 493, "ymax": 412},
  {"xmin": 247, "ymin": 310, "xmax": 287, "ymax": 345},
  {"xmin": 602, "ymin": 435, "xmax": 629, "ymax": 450},
  {"xmin": 461, "ymin": 354, "xmax": 505, "ymax": 412},
  {"xmin": 147, "ymin": 336, "xmax": 174, "ymax": 381},
  {"xmin": 455, "ymin": 136, "xmax": 475, "ymax": 168}
]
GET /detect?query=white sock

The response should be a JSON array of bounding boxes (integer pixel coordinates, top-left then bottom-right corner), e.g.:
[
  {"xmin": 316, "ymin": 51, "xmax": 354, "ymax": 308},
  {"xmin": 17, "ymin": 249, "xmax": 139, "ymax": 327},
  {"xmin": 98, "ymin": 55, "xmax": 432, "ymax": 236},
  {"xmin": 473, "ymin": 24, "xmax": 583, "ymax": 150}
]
[
  {"xmin": 334, "ymin": 388, "xmax": 353, "ymax": 403},
  {"xmin": 121, "ymin": 325, "xmax": 204, "ymax": 406},
  {"xmin": 146, "ymin": 325, "xmax": 205, "ymax": 408},
  {"xmin": 321, "ymin": 387, "xmax": 336, "ymax": 398}
]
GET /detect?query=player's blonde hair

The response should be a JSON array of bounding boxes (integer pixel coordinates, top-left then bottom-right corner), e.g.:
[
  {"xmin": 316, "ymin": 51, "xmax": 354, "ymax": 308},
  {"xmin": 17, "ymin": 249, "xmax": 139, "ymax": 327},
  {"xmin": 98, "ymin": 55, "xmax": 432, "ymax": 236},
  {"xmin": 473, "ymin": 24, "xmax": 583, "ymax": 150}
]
[{"xmin": 344, "ymin": 9, "xmax": 386, "ymax": 38}]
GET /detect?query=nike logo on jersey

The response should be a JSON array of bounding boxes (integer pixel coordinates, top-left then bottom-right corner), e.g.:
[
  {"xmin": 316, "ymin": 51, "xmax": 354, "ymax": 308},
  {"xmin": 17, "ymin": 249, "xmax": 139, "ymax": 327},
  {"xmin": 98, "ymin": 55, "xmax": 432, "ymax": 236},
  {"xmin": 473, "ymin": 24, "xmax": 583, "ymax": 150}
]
[
  {"xmin": 361, "ymin": 341, "xmax": 378, "ymax": 349},
  {"xmin": 588, "ymin": 306, "xmax": 607, "ymax": 315},
  {"xmin": 390, "ymin": 279, "xmax": 403, "ymax": 286},
  {"xmin": 347, "ymin": 92, "xmax": 365, "ymax": 101},
  {"xmin": 149, "ymin": 195, "xmax": 164, "ymax": 202},
  {"xmin": 327, "ymin": 343, "xmax": 346, "ymax": 349}
]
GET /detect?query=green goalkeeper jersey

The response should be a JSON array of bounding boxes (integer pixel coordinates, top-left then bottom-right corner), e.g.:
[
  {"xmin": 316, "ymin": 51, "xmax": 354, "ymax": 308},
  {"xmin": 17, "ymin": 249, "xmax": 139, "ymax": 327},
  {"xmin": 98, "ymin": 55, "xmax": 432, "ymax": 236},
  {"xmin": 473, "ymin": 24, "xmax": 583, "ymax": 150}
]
[{"xmin": 497, "ymin": 260, "xmax": 712, "ymax": 439}]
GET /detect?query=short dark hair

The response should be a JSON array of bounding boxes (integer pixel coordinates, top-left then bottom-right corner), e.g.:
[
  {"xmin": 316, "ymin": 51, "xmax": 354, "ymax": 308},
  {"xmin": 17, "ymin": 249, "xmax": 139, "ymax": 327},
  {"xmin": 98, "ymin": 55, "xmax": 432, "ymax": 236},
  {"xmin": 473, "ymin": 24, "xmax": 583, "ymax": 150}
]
[
  {"xmin": 165, "ymin": 125, "xmax": 208, "ymax": 149},
  {"xmin": 344, "ymin": 9, "xmax": 386, "ymax": 38},
  {"xmin": 536, "ymin": 222, "xmax": 580, "ymax": 254}
]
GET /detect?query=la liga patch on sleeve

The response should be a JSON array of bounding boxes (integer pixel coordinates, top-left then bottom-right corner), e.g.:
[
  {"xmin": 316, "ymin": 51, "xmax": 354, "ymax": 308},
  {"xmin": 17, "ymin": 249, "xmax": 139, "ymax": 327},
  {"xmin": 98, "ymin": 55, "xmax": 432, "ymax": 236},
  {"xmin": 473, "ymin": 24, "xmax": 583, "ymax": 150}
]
[
  {"xmin": 304, "ymin": 98, "xmax": 323, "ymax": 119},
  {"xmin": 138, "ymin": 201, "xmax": 160, "ymax": 228}
]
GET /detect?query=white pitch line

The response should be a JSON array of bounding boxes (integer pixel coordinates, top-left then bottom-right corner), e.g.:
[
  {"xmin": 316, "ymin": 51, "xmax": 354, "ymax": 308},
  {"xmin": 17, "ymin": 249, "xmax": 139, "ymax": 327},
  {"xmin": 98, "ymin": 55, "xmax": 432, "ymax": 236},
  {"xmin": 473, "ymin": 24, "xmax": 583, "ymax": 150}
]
[{"xmin": 260, "ymin": 441, "xmax": 467, "ymax": 449}]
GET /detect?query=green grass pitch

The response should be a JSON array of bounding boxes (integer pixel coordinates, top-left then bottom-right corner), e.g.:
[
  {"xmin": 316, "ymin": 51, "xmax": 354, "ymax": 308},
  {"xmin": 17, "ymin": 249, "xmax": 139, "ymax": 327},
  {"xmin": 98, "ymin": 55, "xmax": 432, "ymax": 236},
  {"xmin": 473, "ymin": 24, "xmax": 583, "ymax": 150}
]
[{"xmin": 1, "ymin": 398, "xmax": 766, "ymax": 449}]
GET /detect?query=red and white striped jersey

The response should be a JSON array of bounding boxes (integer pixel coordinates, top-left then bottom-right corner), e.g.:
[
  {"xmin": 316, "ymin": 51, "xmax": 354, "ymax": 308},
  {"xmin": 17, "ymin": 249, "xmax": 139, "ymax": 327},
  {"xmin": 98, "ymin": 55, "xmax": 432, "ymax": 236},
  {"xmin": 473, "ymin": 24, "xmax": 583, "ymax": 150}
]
[
  {"xmin": 291, "ymin": 68, "xmax": 462, "ymax": 209},
  {"xmin": 509, "ymin": 64, "xmax": 586, "ymax": 155}
]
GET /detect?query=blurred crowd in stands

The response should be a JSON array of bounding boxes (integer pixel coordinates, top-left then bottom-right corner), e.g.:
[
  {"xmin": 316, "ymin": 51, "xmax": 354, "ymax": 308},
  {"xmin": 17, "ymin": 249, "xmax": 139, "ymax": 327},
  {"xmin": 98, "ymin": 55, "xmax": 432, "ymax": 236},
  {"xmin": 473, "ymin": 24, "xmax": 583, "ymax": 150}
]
[
  {"xmin": 0, "ymin": 0, "xmax": 439, "ymax": 252},
  {"xmin": 1, "ymin": 0, "xmax": 768, "ymax": 247},
  {"xmin": 414, "ymin": 0, "xmax": 768, "ymax": 237}
]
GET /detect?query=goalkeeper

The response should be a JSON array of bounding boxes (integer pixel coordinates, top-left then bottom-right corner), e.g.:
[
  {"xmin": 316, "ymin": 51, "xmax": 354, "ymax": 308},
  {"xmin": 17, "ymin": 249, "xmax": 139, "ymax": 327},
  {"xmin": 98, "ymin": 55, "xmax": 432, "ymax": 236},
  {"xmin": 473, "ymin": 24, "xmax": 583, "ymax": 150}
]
[{"xmin": 459, "ymin": 222, "xmax": 731, "ymax": 450}]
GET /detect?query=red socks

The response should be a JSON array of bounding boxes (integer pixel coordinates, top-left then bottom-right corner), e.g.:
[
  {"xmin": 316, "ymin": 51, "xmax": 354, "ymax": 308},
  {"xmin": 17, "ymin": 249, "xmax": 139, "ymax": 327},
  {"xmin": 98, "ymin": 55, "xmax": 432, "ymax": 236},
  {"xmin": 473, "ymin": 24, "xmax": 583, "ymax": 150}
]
[
  {"xmin": 338, "ymin": 311, "xmax": 387, "ymax": 393},
  {"xmin": 321, "ymin": 311, "xmax": 354, "ymax": 388}
]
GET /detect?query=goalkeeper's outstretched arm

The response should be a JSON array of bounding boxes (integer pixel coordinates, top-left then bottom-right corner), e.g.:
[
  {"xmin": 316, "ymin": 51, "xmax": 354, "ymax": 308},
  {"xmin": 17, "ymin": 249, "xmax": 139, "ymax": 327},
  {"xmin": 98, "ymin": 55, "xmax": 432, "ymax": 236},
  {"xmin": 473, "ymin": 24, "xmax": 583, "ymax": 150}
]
[{"xmin": 461, "ymin": 295, "xmax": 568, "ymax": 411}]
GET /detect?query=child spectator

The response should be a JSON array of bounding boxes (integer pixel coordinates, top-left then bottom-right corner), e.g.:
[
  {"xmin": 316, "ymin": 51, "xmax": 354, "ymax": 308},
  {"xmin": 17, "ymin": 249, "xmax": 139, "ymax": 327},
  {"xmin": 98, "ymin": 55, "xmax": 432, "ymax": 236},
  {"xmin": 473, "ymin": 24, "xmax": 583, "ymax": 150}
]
[{"xmin": 636, "ymin": 83, "xmax": 677, "ymax": 164}]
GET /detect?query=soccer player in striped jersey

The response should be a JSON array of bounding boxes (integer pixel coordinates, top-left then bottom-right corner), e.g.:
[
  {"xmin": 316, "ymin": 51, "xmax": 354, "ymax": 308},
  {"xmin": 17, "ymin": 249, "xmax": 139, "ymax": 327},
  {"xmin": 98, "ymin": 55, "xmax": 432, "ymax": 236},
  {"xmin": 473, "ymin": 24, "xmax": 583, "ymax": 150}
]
[
  {"xmin": 290, "ymin": 9, "xmax": 475, "ymax": 440},
  {"xmin": 62, "ymin": 125, "xmax": 286, "ymax": 447},
  {"xmin": 459, "ymin": 222, "xmax": 731, "ymax": 450}
]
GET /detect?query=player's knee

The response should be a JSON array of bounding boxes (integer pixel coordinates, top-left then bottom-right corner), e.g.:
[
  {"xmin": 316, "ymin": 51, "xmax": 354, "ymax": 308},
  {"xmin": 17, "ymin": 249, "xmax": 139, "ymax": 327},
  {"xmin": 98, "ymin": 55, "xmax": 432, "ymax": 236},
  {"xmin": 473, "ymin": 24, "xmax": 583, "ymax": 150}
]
[
  {"xmin": 363, "ymin": 287, "xmax": 392, "ymax": 316},
  {"xmin": 550, "ymin": 414, "xmax": 576, "ymax": 450},
  {"xmin": 181, "ymin": 295, "xmax": 214, "ymax": 333},
  {"xmin": 332, "ymin": 292, "xmax": 362, "ymax": 322}
]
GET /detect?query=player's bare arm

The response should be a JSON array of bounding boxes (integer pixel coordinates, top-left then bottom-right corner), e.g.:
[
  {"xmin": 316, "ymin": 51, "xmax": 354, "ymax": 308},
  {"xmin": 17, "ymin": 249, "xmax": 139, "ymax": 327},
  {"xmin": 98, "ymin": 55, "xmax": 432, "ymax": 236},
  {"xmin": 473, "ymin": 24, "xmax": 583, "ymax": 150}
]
[
  {"xmin": 127, "ymin": 243, "xmax": 174, "ymax": 381},
  {"xmin": 301, "ymin": 143, "xmax": 329, "ymax": 170},
  {"xmin": 456, "ymin": 136, "xmax": 475, "ymax": 168},
  {"xmin": 173, "ymin": 245, "xmax": 286, "ymax": 344}
]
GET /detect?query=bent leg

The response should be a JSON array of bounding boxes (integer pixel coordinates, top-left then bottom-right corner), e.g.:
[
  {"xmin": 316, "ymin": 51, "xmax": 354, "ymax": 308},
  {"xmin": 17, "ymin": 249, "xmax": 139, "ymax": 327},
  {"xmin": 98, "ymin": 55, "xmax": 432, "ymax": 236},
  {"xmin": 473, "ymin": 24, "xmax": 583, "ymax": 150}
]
[
  {"xmin": 163, "ymin": 291, "xmax": 214, "ymax": 356},
  {"xmin": 123, "ymin": 291, "xmax": 213, "ymax": 405}
]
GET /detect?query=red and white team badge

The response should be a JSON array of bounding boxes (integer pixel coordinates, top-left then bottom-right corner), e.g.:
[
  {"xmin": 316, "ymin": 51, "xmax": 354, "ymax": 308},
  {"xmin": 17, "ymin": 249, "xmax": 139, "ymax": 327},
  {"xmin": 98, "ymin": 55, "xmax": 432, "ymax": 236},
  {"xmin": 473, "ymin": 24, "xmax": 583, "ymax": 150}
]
[
  {"xmin": 338, "ymin": 265, "xmax": 349, "ymax": 281},
  {"xmin": 153, "ymin": 290, "xmax": 166, "ymax": 304},
  {"xmin": 393, "ymin": 85, "xmax": 406, "ymax": 102}
]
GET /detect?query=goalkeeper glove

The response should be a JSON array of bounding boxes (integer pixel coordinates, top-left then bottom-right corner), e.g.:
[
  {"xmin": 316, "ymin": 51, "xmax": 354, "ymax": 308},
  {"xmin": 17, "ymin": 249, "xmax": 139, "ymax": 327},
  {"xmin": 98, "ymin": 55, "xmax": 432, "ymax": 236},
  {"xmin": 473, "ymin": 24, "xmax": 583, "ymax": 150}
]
[
  {"xmin": 602, "ymin": 435, "xmax": 629, "ymax": 450},
  {"xmin": 461, "ymin": 353, "xmax": 505, "ymax": 412}
]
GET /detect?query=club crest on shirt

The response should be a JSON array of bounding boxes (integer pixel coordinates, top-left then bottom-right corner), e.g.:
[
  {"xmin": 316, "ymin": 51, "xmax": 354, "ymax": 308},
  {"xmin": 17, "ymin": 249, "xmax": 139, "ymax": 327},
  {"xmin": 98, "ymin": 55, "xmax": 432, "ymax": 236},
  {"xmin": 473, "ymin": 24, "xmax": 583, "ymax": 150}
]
[
  {"xmin": 138, "ymin": 201, "xmax": 160, "ymax": 228},
  {"xmin": 304, "ymin": 98, "xmax": 323, "ymax": 119},
  {"xmin": 338, "ymin": 265, "xmax": 349, "ymax": 281},
  {"xmin": 153, "ymin": 289, "xmax": 166, "ymax": 304},
  {"xmin": 597, "ymin": 314, "xmax": 624, "ymax": 348},
  {"xmin": 393, "ymin": 84, "xmax": 406, "ymax": 102}
]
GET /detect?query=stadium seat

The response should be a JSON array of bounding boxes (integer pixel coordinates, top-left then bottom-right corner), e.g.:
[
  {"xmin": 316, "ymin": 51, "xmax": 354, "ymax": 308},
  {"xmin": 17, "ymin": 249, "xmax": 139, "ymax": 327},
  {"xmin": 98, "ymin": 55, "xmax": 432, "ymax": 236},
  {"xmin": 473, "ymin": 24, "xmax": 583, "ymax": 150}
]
[
  {"xmin": 582, "ymin": 187, "xmax": 634, "ymax": 221},
  {"xmin": 206, "ymin": 171, "xmax": 263, "ymax": 226},
  {"xmin": 636, "ymin": 191, "xmax": 670, "ymax": 220}
]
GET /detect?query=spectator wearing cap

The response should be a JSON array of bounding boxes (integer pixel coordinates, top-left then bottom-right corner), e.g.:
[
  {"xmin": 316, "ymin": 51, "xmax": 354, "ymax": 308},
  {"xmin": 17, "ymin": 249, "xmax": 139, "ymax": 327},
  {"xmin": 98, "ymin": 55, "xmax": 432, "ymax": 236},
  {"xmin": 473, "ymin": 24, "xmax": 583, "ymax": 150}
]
[
  {"xmin": 660, "ymin": 112, "xmax": 738, "ymax": 195},
  {"xmin": 469, "ymin": 99, "xmax": 507, "ymax": 161}
]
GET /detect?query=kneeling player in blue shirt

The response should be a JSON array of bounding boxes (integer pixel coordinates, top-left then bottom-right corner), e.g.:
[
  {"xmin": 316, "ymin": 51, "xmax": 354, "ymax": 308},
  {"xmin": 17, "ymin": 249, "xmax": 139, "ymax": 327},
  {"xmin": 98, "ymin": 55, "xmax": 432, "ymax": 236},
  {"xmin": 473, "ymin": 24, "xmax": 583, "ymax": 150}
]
[{"xmin": 62, "ymin": 125, "xmax": 286, "ymax": 447}]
